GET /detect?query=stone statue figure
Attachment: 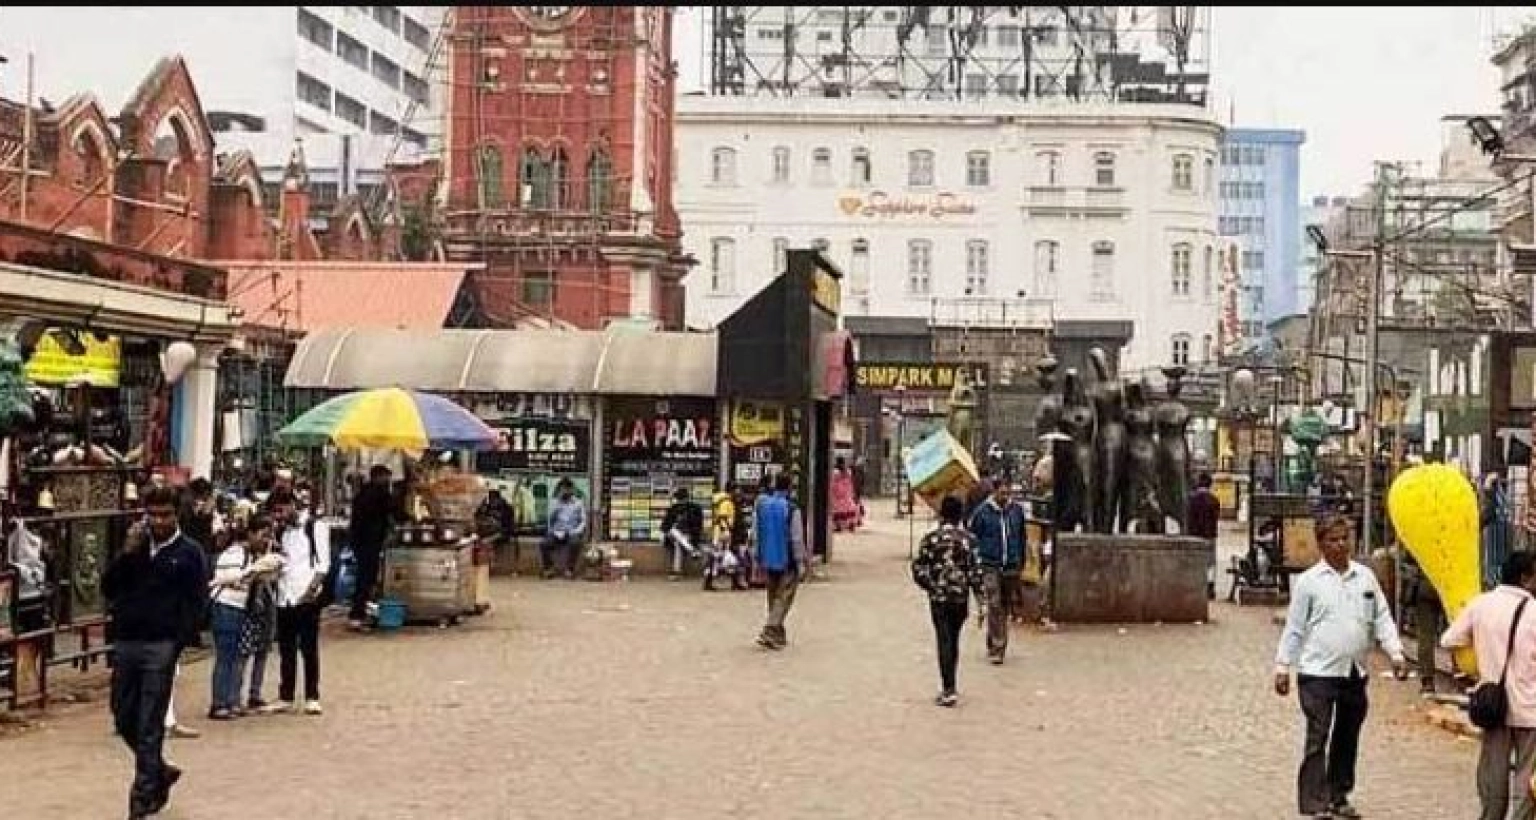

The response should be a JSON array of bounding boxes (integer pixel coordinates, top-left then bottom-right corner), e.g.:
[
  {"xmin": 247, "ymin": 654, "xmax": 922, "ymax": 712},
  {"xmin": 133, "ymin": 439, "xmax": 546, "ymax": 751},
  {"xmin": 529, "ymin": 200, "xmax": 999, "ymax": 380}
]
[
  {"xmin": 1155, "ymin": 366, "xmax": 1193, "ymax": 534},
  {"xmin": 1054, "ymin": 367, "xmax": 1095, "ymax": 533},
  {"xmin": 1032, "ymin": 357, "xmax": 1062, "ymax": 443},
  {"xmin": 946, "ymin": 367, "xmax": 979, "ymax": 455},
  {"xmin": 1087, "ymin": 348, "xmax": 1127, "ymax": 533},
  {"xmin": 1123, "ymin": 380, "xmax": 1163, "ymax": 533}
]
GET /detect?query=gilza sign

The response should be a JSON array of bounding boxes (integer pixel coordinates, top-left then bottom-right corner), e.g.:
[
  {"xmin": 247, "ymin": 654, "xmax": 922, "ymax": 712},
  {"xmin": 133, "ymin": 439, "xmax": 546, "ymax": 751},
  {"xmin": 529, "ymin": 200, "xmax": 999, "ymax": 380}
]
[
  {"xmin": 479, "ymin": 418, "xmax": 591, "ymax": 474},
  {"xmin": 837, "ymin": 191, "xmax": 976, "ymax": 220}
]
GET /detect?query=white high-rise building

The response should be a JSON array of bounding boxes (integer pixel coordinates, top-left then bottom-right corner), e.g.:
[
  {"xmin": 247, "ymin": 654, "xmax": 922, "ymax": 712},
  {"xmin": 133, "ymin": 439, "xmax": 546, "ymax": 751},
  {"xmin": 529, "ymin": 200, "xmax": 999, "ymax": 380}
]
[
  {"xmin": 676, "ymin": 96, "xmax": 1224, "ymax": 373},
  {"xmin": 0, "ymin": 6, "xmax": 444, "ymax": 189}
]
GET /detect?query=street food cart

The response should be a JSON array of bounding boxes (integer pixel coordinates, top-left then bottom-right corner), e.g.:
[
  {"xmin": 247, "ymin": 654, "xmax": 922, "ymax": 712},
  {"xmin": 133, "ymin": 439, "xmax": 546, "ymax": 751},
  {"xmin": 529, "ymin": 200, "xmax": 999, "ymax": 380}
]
[{"xmin": 278, "ymin": 388, "xmax": 497, "ymax": 628}]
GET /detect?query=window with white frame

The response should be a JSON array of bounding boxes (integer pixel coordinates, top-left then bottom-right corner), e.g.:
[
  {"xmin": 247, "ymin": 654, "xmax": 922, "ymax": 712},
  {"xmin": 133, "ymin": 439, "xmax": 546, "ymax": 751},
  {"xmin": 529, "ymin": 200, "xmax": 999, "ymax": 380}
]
[
  {"xmin": 772, "ymin": 237, "xmax": 789, "ymax": 272},
  {"xmin": 1093, "ymin": 152, "xmax": 1116, "ymax": 187},
  {"xmin": 965, "ymin": 240, "xmax": 989, "ymax": 294},
  {"xmin": 1172, "ymin": 153, "xmax": 1193, "ymax": 191},
  {"xmin": 1171, "ymin": 334, "xmax": 1191, "ymax": 366},
  {"xmin": 771, "ymin": 146, "xmax": 790, "ymax": 183},
  {"xmin": 1201, "ymin": 334, "xmax": 1213, "ymax": 363},
  {"xmin": 812, "ymin": 147, "xmax": 832, "ymax": 185},
  {"xmin": 908, "ymin": 150, "xmax": 935, "ymax": 187},
  {"xmin": 850, "ymin": 147, "xmax": 871, "ymax": 186},
  {"xmin": 907, "ymin": 239, "xmax": 933, "ymax": 294},
  {"xmin": 710, "ymin": 146, "xmax": 737, "ymax": 185},
  {"xmin": 966, "ymin": 151, "xmax": 991, "ymax": 187},
  {"xmin": 709, "ymin": 237, "xmax": 736, "ymax": 294},
  {"xmin": 1202, "ymin": 246, "xmax": 1214, "ymax": 300},
  {"xmin": 1171, "ymin": 243, "xmax": 1192, "ymax": 296},
  {"xmin": 1034, "ymin": 240, "xmax": 1059, "ymax": 298},
  {"xmin": 1091, "ymin": 241, "xmax": 1115, "ymax": 300},
  {"xmin": 1037, "ymin": 150, "xmax": 1061, "ymax": 186},
  {"xmin": 850, "ymin": 238, "xmax": 870, "ymax": 295}
]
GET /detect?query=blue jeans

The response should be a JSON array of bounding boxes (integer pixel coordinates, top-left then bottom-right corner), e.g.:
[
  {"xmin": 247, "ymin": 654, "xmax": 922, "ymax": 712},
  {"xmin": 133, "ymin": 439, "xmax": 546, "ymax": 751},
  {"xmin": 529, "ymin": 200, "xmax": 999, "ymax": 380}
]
[{"xmin": 209, "ymin": 603, "xmax": 245, "ymax": 712}]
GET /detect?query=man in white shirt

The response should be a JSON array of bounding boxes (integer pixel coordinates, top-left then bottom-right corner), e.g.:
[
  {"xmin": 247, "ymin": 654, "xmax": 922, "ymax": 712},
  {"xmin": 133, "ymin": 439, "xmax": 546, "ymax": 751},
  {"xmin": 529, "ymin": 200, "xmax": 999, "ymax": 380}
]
[
  {"xmin": 1274, "ymin": 513, "xmax": 1407, "ymax": 819},
  {"xmin": 267, "ymin": 491, "xmax": 329, "ymax": 716},
  {"xmin": 1441, "ymin": 551, "xmax": 1536, "ymax": 820}
]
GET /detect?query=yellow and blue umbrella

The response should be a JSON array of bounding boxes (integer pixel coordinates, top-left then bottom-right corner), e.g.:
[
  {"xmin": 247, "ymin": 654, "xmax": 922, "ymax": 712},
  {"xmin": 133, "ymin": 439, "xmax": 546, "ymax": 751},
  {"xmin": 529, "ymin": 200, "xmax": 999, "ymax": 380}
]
[{"xmin": 278, "ymin": 388, "xmax": 496, "ymax": 452}]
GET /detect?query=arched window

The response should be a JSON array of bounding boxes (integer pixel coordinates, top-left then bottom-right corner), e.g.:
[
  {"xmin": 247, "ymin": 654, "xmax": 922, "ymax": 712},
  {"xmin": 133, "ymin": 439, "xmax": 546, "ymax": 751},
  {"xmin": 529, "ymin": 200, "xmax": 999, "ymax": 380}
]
[
  {"xmin": 152, "ymin": 112, "xmax": 196, "ymax": 200},
  {"xmin": 73, "ymin": 125, "xmax": 108, "ymax": 188},
  {"xmin": 587, "ymin": 148, "xmax": 611, "ymax": 213},
  {"xmin": 1091, "ymin": 241, "xmax": 1115, "ymax": 300},
  {"xmin": 850, "ymin": 147, "xmax": 871, "ymax": 186},
  {"xmin": 850, "ymin": 238, "xmax": 870, "ymax": 295},
  {"xmin": 476, "ymin": 144, "xmax": 504, "ymax": 207},
  {"xmin": 812, "ymin": 147, "xmax": 832, "ymax": 185},
  {"xmin": 549, "ymin": 146, "xmax": 569, "ymax": 210},
  {"xmin": 520, "ymin": 146, "xmax": 551, "ymax": 208},
  {"xmin": 771, "ymin": 146, "xmax": 791, "ymax": 183}
]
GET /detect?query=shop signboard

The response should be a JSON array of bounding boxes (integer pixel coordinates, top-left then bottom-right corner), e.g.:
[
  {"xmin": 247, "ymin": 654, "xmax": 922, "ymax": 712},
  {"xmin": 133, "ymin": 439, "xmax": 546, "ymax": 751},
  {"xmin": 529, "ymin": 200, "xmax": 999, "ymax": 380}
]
[
  {"xmin": 728, "ymin": 400, "xmax": 788, "ymax": 487},
  {"xmin": 24, "ymin": 331, "xmax": 122, "ymax": 388},
  {"xmin": 604, "ymin": 397, "xmax": 719, "ymax": 541},
  {"xmin": 478, "ymin": 418, "xmax": 591, "ymax": 475},
  {"xmin": 854, "ymin": 362, "xmax": 985, "ymax": 394},
  {"xmin": 604, "ymin": 397, "xmax": 718, "ymax": 479}
]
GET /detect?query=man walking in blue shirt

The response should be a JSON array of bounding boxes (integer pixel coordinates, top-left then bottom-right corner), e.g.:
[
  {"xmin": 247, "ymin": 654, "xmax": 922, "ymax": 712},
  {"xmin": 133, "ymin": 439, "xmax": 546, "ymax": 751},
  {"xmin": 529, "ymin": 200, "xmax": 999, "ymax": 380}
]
[
  {"xmin": 754, "ymin": 474, "xmax": 808, "ymax": 650},
  {"xmin": 1274, "ymin": 513, "xmax": 1407, "ymax": 819}
]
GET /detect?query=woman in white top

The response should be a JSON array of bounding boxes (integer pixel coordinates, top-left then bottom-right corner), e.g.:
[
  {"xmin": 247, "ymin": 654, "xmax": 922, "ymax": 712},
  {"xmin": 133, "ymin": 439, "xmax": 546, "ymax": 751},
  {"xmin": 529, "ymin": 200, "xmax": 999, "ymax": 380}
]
[{"xmin": 207, "ymin": 515, "xmax": 282, "ymax": 719}]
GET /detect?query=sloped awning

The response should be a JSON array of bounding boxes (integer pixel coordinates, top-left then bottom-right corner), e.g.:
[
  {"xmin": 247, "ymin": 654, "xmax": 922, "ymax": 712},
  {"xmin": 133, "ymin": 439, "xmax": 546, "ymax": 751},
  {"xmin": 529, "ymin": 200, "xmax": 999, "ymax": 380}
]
[
  {"xmin": 0, "ymin": 260, "xmax": 237, "ymax": 343},
  {"xmin": 284, "ymin": 328, "xmax": 718, "ymax": 396}
]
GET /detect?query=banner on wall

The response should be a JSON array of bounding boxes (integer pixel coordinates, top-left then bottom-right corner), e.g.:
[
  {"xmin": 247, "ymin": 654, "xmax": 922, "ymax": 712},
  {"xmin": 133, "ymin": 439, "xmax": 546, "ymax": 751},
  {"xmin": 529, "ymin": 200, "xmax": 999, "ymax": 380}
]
[{"xmin": 25, "ymin": 331, "xmax": 122, "ymax": 387}]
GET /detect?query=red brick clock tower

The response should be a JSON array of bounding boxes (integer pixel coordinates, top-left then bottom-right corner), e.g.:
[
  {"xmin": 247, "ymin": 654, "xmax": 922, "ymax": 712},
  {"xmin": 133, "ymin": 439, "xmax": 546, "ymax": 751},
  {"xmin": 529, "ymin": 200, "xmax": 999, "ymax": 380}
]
[{"xmin": 442, "ymin": 6, "xmax": 688, "ymax": 329}]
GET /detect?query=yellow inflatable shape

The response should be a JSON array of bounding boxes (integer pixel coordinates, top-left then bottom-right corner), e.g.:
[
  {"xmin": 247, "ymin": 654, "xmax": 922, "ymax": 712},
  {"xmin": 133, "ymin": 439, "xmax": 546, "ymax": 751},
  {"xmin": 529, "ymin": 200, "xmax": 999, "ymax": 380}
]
[{"xmin": 1387, "ymin": 464, "xmax": 1481, "ymax": 677}]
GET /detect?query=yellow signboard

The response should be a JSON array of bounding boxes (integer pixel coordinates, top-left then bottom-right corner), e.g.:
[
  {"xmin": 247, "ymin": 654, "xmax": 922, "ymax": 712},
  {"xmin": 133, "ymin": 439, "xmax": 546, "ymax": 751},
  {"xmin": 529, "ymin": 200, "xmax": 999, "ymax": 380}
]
[
  {"xmin": 24, "ymin": 331, "xmax": 122, "ymax": 387},
  {"xmin": 811, "ymin": 268, "xmax": 841, "ymax": 315},
  {"xmin": 855, "ymin": 363, "xmax": 977, "ymax": 392}
]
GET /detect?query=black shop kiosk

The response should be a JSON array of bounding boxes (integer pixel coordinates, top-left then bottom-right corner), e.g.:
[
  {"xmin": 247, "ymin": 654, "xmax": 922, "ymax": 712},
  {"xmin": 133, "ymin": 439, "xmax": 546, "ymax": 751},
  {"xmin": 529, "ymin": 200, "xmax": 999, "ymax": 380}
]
[{"xmin": 717, "ymin": 249, "xmax": 854, "ymax": 563}]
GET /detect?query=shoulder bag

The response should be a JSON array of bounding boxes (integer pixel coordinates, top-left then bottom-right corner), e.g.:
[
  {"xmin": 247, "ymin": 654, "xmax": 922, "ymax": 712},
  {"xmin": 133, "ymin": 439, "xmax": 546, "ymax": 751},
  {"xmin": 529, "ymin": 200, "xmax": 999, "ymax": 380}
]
[{"xmin": 1469, "ymin": 596, "xmax": 1531, "ymax": 730}]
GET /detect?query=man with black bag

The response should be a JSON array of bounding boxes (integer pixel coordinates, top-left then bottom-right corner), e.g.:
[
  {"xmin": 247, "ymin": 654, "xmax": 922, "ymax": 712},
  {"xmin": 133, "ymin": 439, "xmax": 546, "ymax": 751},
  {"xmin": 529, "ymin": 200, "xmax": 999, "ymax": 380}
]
[
  {"xmin": 1441, "ymin": 551, "xmax": 1536, "ymax": 820},
  {"xmin": 1273, "ymin": 513, "xmax": 1407, "ymax": 819}
]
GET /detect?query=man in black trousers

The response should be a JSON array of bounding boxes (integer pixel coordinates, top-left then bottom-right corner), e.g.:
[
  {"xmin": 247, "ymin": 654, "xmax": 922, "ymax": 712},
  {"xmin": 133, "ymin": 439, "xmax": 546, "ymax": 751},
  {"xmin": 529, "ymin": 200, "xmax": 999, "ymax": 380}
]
[
  {"xmin": 347, "ymin": 464, "xmax": 395, "ymax": 629},
  {"xmin": 103, "ymin": 484, "xmax": 208, "ymax": 819}
]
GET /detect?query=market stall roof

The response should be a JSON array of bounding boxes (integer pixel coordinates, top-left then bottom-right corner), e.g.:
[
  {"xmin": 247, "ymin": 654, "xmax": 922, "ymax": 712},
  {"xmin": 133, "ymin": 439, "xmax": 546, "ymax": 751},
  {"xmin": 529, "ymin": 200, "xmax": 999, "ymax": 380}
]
[
  {"xmin": 220, "ymin": 261, "xmax": 478, "ymax": 335},
  {"xmin": 284, "ymin": 327, "xmax": 718, "ymax": 396}
]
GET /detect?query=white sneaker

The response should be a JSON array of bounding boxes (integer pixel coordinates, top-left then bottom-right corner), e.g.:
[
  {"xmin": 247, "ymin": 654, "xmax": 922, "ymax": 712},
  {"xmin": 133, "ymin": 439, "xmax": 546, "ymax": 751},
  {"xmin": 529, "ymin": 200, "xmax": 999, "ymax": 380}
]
[
  {"xmin": 303, "ymin": 700, "xmax": 323, "ymax": 716},
  {"xmin": 261, "ymin": 701, "xmax": 294, "ymax": 716}
]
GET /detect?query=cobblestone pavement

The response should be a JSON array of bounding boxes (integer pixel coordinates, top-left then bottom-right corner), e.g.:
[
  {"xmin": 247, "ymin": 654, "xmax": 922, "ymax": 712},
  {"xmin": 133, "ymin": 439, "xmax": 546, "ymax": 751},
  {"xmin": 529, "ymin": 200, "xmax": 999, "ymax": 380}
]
[{"xmin": 2, "ymin": 511, "xmax": 1480, "ymax": 820}]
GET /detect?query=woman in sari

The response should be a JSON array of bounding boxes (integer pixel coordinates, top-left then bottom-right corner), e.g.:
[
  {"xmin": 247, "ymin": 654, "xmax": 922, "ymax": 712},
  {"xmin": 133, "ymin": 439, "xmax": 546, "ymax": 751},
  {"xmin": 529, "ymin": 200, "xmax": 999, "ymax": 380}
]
[{"xmin": 831, "ymin": 457, "xmax": 861, "ymax": 533}]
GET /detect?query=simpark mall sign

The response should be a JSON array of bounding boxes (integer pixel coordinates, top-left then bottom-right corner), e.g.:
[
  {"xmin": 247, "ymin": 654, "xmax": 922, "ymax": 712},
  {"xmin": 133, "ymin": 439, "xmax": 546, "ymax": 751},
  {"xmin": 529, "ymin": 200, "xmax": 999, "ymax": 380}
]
[{"xmin": 837, "ymin": 191, "xmax": 977, "ymax": 220}]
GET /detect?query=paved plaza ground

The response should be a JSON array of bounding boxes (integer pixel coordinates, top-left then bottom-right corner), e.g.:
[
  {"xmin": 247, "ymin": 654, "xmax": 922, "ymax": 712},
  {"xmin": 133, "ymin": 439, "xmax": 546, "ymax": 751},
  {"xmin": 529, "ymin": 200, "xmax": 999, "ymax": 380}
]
[{"xmin": 1, "ymin": 510, "xmax": 1479, "ymax": 819}]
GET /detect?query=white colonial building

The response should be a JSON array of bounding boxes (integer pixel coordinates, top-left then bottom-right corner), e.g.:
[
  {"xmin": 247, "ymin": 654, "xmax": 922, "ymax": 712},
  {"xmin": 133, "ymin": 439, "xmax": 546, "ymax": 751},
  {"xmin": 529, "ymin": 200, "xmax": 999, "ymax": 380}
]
[{"xmin": 675, "ymin": 96, "xmax": 1224, "ymax": 373}]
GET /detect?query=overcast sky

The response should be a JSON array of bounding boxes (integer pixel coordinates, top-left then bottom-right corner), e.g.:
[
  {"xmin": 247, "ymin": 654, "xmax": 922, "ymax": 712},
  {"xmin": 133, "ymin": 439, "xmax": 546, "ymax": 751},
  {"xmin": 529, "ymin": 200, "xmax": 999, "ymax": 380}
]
[{"xmin": 676, "ymin": 7, "xmax": 1525, "ymax": 199}]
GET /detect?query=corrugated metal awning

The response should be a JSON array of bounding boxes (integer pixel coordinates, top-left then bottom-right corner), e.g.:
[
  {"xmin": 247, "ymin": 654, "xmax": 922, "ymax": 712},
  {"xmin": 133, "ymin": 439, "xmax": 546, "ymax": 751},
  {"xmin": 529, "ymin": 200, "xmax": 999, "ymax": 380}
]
[{"xmin": 284, "ymin": 327, "xmax": 718, "ymax": 396}]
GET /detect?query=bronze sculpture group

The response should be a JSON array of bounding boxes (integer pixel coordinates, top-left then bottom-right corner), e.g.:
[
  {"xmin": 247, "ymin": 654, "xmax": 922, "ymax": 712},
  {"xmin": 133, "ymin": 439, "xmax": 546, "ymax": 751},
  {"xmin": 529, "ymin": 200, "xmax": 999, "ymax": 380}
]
[{"xmin": 1034, "ymin": 348, "xmax": 1192, "ymax": 535}]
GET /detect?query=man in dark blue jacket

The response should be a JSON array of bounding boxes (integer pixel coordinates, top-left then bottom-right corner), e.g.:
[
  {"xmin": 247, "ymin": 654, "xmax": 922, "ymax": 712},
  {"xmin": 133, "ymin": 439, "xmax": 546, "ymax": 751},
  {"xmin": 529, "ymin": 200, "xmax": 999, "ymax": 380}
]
[
  {"xmin": 967, "ymin": 482, "xmax": 1026, "ymax": 664},
  {"xmin": 103, "ymin": 485, "xmax": 208, "ymax": 819}
]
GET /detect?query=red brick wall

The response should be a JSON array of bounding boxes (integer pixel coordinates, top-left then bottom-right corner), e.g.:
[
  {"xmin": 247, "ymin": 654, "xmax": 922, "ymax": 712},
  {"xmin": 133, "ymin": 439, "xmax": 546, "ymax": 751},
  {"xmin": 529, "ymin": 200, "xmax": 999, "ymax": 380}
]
[{"xmin": 443, "ymin": 7, "xmax": 687, "ymax": 329}]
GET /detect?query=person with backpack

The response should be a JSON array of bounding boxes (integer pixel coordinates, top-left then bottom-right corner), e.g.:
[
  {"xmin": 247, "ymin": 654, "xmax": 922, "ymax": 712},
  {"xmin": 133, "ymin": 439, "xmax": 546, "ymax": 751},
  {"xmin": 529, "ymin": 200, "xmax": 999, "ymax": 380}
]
[
  {"xmin": 206, "ymin": 514, "xmax": 284, "ymax": 720},
  {"xmin": 1440, "ymin": 551, "xmax": 1536, "ymax": 820},
  {"xmin": 268, "ymin": 491, "xmax": 329, "ymax": 716}
]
